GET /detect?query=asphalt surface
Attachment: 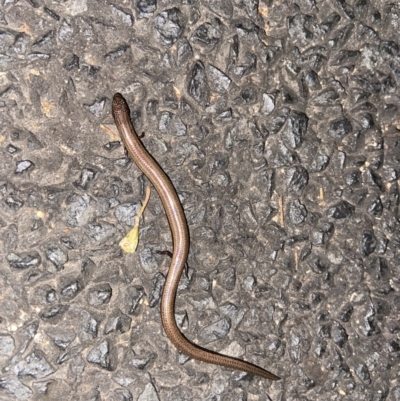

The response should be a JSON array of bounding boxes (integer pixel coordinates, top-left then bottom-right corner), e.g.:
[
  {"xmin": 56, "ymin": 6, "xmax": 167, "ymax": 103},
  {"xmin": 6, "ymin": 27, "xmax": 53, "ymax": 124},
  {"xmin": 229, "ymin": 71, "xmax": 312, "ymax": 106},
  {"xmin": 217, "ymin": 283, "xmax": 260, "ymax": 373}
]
[{"xmin": 0, "ymin": 1, "xmax": 399, "ymax": 400}]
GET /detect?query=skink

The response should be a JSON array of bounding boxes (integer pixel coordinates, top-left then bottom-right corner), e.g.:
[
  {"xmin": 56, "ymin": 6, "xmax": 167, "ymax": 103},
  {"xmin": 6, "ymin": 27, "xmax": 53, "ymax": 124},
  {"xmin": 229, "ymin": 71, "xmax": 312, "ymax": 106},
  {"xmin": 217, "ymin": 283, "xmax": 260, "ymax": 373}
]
[{"xmin": 112, "ymin": 92, "xmax": 280, "ymax": 381}]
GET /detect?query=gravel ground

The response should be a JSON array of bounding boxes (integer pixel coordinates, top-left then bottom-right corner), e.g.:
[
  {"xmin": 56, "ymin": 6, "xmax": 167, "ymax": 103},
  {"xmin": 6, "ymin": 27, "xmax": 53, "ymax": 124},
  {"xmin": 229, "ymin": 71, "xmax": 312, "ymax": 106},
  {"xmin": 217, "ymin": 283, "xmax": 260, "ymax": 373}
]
[{"xmin": 0, "ymin": 0, "xmax": 400, "ymax": 400}]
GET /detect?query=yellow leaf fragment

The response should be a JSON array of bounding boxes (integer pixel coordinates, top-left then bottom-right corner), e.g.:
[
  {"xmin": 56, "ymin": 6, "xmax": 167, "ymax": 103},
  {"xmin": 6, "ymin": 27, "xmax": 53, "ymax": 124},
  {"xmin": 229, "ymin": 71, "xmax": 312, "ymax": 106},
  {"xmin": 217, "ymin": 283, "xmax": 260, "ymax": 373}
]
[
  {"xmin": 119, "ymin": 186, "xmax": 151, "ymax": 253},
  {"xmin": 119, "ymin": 226, "xmax": 139, "ymax": 253}
]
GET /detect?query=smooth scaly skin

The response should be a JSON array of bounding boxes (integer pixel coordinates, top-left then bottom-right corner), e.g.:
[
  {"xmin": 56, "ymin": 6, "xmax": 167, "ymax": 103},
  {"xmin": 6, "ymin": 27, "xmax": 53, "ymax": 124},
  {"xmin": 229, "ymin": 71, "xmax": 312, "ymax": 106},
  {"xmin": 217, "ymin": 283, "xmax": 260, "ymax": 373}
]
[{"xmin": 112, "ymin": 93, "xmax": 280, "ymax": 381}]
